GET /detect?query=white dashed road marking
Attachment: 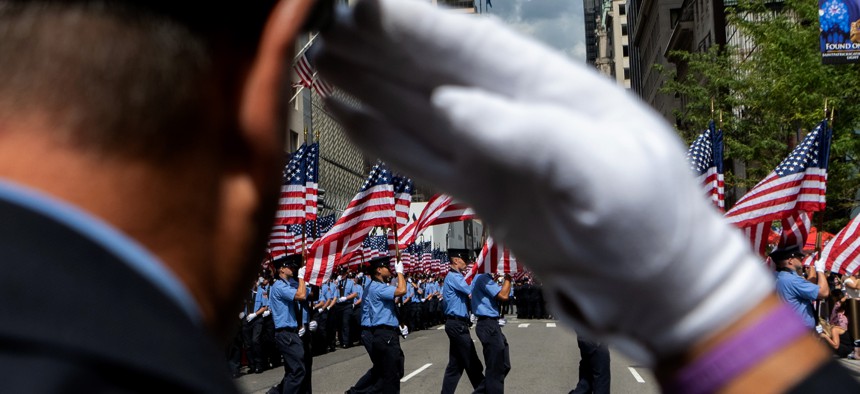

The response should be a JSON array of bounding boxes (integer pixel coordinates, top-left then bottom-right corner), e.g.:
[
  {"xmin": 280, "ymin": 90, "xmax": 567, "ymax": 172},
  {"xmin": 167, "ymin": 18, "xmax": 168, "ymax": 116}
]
[
  {"xmin": 518, "ymin": 323, "xmax": 530, "ymax": 328},
  {"xmin": 628, "ymin": 367, "xmax": 645, "ymax": 383},
  {"xmin": 546, "ymin": 323, "xmax": 556, "ymax": 328},
  {"xmin": 401, "ymin": 363, "xmax": 433, "ymax": 382}
]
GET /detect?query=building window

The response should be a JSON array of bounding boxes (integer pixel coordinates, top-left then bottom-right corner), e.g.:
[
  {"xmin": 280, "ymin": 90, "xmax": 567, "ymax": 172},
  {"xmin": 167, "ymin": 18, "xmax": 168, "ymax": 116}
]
[
  {"xmin": 621, "ymin": 24, "xmax": 628, "ymax": 36},
  {"xmin": 288, "ymin": 130, "xmax": 299, "ymax": 152},
  {"xmin": 619, "ymin": 4, "xmax": 626, "ymax": 15},
  {"xmin": 624, "ymin": 68, "xmax": 630, "ymax": 80},
  {"xmin": 623, "ymin": 45, "xmax": 629, "ymax": 57}
]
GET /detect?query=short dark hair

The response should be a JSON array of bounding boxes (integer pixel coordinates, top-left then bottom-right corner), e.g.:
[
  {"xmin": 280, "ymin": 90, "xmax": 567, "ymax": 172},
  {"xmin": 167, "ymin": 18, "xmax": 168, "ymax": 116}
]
[{"xmin": 0, "ymin": 1, "xmax": 271, "ymax": 161}]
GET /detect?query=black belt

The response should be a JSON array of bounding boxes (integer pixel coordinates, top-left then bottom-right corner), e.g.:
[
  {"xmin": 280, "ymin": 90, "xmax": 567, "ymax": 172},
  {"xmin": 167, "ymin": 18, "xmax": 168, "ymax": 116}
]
[
  {"xmin": 477, "ymin": 316, "xmax": 499, "ymax": 321},
  {"xmin": 275, "ymin": 326, "xmax": 300, "ymax": 333},
  {"xmin": 369, "ymin": 325, "xmax": 398, "ymax": 333},
  {"xmin": 446, "ymin": 314, "xmax": 470, "ymax": 322}
]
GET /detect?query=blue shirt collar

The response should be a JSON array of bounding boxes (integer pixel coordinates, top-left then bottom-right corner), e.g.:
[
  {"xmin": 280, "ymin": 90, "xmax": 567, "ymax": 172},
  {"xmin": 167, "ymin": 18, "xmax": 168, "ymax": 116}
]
[{"xmin": 0, "ymin": 180, "xmax": 202, "ymax": 324}]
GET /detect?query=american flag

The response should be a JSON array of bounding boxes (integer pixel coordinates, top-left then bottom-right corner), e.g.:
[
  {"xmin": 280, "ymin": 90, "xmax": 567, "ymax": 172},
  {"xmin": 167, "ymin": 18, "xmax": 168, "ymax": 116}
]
[
  {"xmin": 295, "ymin": 52, "xmax": 334, "ymax": 98},
  {"xmin": 266, "ymin": 225, "xmax": 289, "ymax": 261},
  {"xmin": 725, "ymin": 120, "xmax": 832, "ymax": 256},
  {"xmin": 778, "ymin": 211, "xmax": 811, "ymax": 250},
  {"xmin": 421, "ymin": 242, "xmax": 432, "ymax": 271},
  {"xmin": 686, "ymin": 121, "xmax": 725, "ymax": 210},
  {"xmin": 312, "ymin": 214, "xmax": 336, "ymax": 240},
  {"xmin": 305, "ymin": 162, "xmax": 396, "ymax": 285},
  {"xmin": 388, "ymin": 175, "xmax": 413, "ymax": 255},
  {"xmin": 274, "ymin": 144, "xmax": 308, "ymax": 225},
  {"xmin": 432, "ymin": 248, "xmax": 448, "ymax": 275},
  {"xmin": 344, "ymin": 234, "xmax": 389, "ymax": 268},
  {"xmin": 396, "ymin": 194, "xmax": 476, "ymax": 248},
  {"xmin": 305, "ymin": 142, "xmax": 320, "ymax": 221},
  {"xmin": 726, "ymin": 120, "xmax": 831, "ymax": 227},
  {"xmin": 743, "ymin": 222, "xmax": 770, "ymax": 257},
  {"xmin": 464, "ymin": 236, "xmax": 524, "ymax": 284},
  {"xmin": 393, "ymin": 175, "xmax": 414, "ymax": 227},
  {"xmin": 816, "ymin": 215, "xmax": 860, "ymax": 275}
]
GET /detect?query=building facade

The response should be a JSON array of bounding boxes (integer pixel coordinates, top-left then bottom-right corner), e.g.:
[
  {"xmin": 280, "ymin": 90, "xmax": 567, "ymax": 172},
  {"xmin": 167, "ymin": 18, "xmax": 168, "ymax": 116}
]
[{"xmin": 584, "ymin": 0, "xmax": 632, "ymax": 88}]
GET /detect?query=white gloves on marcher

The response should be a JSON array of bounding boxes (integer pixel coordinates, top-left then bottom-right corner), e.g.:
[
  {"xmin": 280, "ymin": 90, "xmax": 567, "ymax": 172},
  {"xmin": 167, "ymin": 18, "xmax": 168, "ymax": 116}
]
[
  {"xmin": 399, "ymin": 324, "xmax": 409, "ymax": 338},
  {"xmin": 316, "ymin": 0, "xmax": 773, "ymax": 365},
  {"xmin": 298, "ymin": 266, "xmax": 306, "ymax": 280},
  {"xmin": 815, "ymin": 257, "xmax": 826, "ymax": 273},
  {"xmin": 239, "ymin": 312, "xmax": 246, "ymax": 320},
  {"xmin": 469, "ymin": 313, "xmax": 477, "ymax": 325},
  {"xmin": 262, "ymin": 310, "xmax": 271, "ymax": 318},
  {"xmin": 299, "ymin": 326, "xmax": 306, "ymax": 337},
  {"xmin": 309, "ymin": 320, "xmax": 318, "ymax": 332},
  {"xmin": 498, "ymin": 318, "xmax": 506, "ymax": 327},
  {"xmin": 338, "ymin": 296, "xmax": 347, "ymax": 303},
  {"xmin": 394, "ymin": 260, "xmax": 404, "ymax": 275},
  {"xmin": 246, "ymin": 313, "xmax": 257, "ymax": 322}
]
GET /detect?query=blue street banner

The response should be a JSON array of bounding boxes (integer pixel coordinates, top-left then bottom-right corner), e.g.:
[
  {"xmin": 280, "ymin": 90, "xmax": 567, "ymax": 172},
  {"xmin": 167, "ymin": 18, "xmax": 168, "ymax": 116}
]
[{"xmin": 819, "ymin": 0, "xmax": 860, "ymax": 64}]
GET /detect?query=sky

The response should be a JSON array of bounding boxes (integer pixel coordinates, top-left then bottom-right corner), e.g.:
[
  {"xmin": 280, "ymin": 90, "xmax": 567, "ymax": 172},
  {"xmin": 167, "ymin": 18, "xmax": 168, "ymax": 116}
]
[{"xmin": 480, "ymin": 0, "xmax": 586, "ymax": 62}]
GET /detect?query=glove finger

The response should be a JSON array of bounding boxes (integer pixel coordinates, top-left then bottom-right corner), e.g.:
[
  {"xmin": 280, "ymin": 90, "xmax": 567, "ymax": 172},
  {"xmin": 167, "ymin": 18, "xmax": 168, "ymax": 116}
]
[
  {"xmin": 315, "ymin": 47, "xmax": 462, "ymax": 157},
  {"xmin": 324, "ymin": 97, "xmax": 459, "ymax": 187},
  {"xmin": 321, "ymin": 0, "xmax": 619, "ymax": 110}
]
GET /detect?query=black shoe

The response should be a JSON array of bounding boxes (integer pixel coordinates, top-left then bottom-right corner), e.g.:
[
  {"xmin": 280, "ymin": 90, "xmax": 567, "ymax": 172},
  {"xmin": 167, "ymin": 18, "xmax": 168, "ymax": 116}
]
[{"xmin": 253, "ymin": 368, "xmax": 263, "ymax": 374}]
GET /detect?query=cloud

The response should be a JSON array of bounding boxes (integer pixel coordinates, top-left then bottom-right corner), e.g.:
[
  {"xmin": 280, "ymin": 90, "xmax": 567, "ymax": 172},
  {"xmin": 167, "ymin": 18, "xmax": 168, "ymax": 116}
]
[{"xmin": 484, "ymin": 0, "xmax": 586, "ymax": 62}]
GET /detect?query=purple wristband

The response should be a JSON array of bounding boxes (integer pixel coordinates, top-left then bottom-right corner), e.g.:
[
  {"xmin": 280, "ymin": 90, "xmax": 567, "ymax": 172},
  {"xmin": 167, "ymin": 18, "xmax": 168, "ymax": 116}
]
[{"xmin": 667, "ymin": 303, "xmax": 809, "ymax": 394}]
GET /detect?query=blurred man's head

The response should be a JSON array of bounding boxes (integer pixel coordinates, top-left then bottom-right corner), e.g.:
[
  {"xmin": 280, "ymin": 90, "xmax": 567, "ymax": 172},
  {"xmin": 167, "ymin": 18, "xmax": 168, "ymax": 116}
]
[{"xmin": 0, "ymin": 0, "xmax": 316, "ymax": 340}]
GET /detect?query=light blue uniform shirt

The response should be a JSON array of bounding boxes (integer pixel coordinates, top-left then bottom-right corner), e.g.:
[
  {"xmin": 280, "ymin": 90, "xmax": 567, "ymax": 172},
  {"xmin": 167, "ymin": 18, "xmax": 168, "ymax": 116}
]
[
  {"xmin": 471, "ymin": 274, "xmax": 502, "ymax": 318},
  {"xmin": 0, "ymin": 180, "xmax": 201, "ymax": 323},
  {"xmin": 365, "ymin": 279, "xmax": 399, "ymax": 327},
  {"xmin": 413, "ymin": 283, "xmax": 424, "ymax": 303},
  {"xmin": 270, "ymin": 278, "xmax": 299, "ymax": 329},
  {"xmin": 360, "ymin": 277, "xmax": 372, "ymax": 327},
  {"xmin": 254, "ymin": 284, "xmax": 269, "ymax": 311},
  {"xmin": 353, "ymin": 281, "xmax": 363, "ymax": 306},
  {"xmin": 443, "ymin": 271, "xmax": 473, "ymax": 318},
  {"xmin": 775, "ymin": 270, "xmax": 819, "ymax": 329},
  {"xmin": 341, "ymin": 279, "xmax": 356, "ymax": 300},
  {"xmin": 427, "ymin": 282, "xmax": 438, "ymax": 297},
  {"xmin": 406, "ymin": 283, "xmax": 415, "ymax": 301},
  {"xmin": 325, "ymin": 281, "xmax": 338, "ymax": 301}
]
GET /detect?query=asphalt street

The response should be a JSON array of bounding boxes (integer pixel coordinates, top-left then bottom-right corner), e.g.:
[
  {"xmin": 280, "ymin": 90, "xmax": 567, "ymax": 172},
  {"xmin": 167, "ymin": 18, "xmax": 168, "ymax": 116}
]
[{"xmin": 236, "ymin": 316, "xmax": 661, "ymax": 394}]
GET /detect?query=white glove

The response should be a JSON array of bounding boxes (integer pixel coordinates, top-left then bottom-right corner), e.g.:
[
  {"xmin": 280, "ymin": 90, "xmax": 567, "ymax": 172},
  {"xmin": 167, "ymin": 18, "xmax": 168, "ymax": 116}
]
[
  {"xmin": 309, "ymin": 320, "xmax": 318, "ymax": 332},
  {"xmin": 394, "ymin": 260, "xmax": 404, "ymax": 275},
  {"xmin": 356, "ymin": 272, "xmax": 364, "ymax": 278},
  {"xmin": 246, "ymin": 313, "xmax": 257, "ymax": 322},
  {"xmin": 498, "ymin": 318, "xmax": 506, "ymax": 327},
  {"xmin": 399, "ymin": 324, "xmax": 409, "ymax": 338},
  {"xmin": 298, "ymin": 326, "xmax": 306, "ymax": 337},
  {"xmin": 815, "ymin": 325, "xmax": 824, "ymax": 334},
  {"xmin": 262, "ymin": 310, "xmax": 271, "ymax": 318},
  {"xmin": 338, "ymin": 296, "xmax": 347, "ymax": 303},
  {"xmin": 469, "ymin": 313, "xmax": 477, "ymax": 325},
  {"xmin": 814, "ymin": 257, "xmax": 826, "ymax": 273},
  {"xmin": 317, "ymin": 308, "xmax": 324, "ymax": 314},
  {"xmin": 298, "ymin": 266, "xmax": 306, "ymax": 280},
  {"xmin": 239, "ymin": 312, "xmax": 246, "ymax": 320},
  {"xmin": 316, "ymin": 0, "xmax": 773, "ymax": 365}
]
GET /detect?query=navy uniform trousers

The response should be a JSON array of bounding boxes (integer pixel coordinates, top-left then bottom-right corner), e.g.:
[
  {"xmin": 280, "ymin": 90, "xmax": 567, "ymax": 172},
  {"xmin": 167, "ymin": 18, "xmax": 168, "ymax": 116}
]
[
  {"xmin": 570, "ymin": 337, "xmax": 609, "ymax": 394},
  {"xmin": 475, "ymin": 318, "xmax": 511, "ymax": 393},
  {"xmin": 347, "ymin": 326, "xmax": 403, "ymax": 394},
  {"xmin": 441, "ymin": 318, "xmax": 485, "ymax": 393},
  {"xmin": 267, "ymin": 329, "xmax": 306, "ymax": 394}
]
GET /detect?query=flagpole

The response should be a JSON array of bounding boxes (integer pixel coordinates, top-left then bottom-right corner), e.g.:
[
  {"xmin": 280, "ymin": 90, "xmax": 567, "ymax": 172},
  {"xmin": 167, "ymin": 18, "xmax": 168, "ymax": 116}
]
[{"xmin": 393, "ymin": 224, "xmax": 401, "ymax": 264}]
